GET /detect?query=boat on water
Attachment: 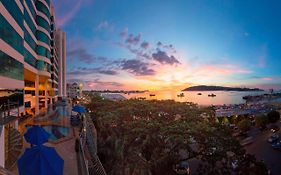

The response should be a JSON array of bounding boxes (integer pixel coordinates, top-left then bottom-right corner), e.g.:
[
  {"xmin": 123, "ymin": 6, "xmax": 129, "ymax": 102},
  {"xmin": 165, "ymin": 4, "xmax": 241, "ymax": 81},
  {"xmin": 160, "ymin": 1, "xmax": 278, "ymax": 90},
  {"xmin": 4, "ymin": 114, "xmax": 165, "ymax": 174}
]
[
  {"xmin": 197, "ymin": 93, "xmax": 202, "ymax": 95},
  {"xmin": 150, "ymin": 94, "xmax": 156, "ymax": 97},
  {"xmin": 177, "ymin": 93, "xmax": 185, "ymax": 97},
  {"xmin": 208, "ymin": 94, "xmax": 216, "ymax": 97}
]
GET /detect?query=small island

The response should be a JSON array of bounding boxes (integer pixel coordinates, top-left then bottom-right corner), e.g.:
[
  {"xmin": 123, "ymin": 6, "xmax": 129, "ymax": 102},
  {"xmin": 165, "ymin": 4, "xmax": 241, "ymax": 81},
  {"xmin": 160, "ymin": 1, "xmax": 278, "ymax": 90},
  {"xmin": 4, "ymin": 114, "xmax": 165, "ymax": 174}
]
[{"xmin": 182, "ymin": 85, "xmax": 264, "ymax": 92}]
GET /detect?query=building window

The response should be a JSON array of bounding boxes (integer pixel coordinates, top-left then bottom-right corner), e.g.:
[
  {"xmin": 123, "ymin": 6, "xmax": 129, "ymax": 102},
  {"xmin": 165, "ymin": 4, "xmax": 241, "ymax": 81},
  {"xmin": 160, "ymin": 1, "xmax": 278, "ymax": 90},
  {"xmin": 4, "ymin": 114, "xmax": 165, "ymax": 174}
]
[
  {"xmin": 36, "ymin": 45, "xmax": 50, "ymax": 59},
  {"xmin": 0, "ymin": 51, "xmax": 24, "ymax": 81},
  {"xmin": 36, "ymin": 30, "xmax": 50, "ymax": 45},
  {"xmin": 24, "ymin": 28, "xmax": 36, "ymax": 50},
  {"xmin": 24, "ymin": 80, "xmax": 35, "ymax": 88},
  {"xmin": 25, "ymin": 0, "xmax": 36, "ymax": 19},
  {"xmin": 24, "ymin": 48, "xmax": 37, "ymax": 68},
  {"xmin": 36, "ymin": 16, "xmax": 50, "ymax": 33},
  {"xmin": 0, "ymin": 15, "xmax": 24, "ymax": 55},
  {"xmin": 24, "ymin": 9, "xmax": 36, "ymax": 34},
  {"xmin": 35, "ymin": 1, "xmax": 50, "ymax": 18},
  {"xmin": 24, "ymin": 90, "xmax": 35, "ymax": 96},
  {"xmin": 37, "ymin": 60, "xmax": 50, "ymax": 72},
  {"xmin": 1, "ymin": 0, "xmax": 23, "ymax": 29}
]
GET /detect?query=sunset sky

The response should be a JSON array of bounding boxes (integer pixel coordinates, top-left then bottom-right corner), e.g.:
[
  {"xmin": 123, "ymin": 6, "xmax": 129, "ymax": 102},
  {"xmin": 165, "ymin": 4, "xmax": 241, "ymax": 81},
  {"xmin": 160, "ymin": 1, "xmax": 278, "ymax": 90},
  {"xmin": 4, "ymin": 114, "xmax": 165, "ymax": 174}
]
[{"xmin": 53, "ymin": 0, "xmax": 281, "ymax": 91}]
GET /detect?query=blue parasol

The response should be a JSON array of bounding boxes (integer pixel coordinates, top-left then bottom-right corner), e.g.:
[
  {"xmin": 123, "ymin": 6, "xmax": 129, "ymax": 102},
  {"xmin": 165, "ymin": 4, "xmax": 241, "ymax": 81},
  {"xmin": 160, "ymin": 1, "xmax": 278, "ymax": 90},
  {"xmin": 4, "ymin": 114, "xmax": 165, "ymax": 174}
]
[
  {"xmin": 72, "ymin": 105, "xmax": 86, "ymax": 113},
  {"xmin": 24, "ymin": 125, "xmax": 49, "ymax": 145},
  {"xmin": 17, "ymin": 145, "xmax": 64, "ymax": 175}
]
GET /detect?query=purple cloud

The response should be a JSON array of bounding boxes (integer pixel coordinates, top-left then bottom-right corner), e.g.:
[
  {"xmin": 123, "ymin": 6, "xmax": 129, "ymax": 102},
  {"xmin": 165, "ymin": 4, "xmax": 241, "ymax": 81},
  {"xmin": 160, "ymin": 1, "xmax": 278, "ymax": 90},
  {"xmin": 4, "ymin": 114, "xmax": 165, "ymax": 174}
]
[
  {"xmin": 120, "ymin": 59, "xmax": 156, "ymax": 76},
  {"xmin": 68, "ymin": 67, "xmax": 118, "ymax": 76},
  {"xmin": 141, "ymin": 41, "xmax": 150, "ymax": 49},
  {"xmin": 67, "ymin": 47, "xmax": 107, "ymax": 64},
  {"xmin": 152, "ymin": 50, "xmax": 180, "ymax": 65},
  {"xmin": 126, "ymin": 33, "xmax": 141, "ymax": 45},
  {"xmin": 157, "ymin": 41, "xmax": 162, "ymax": 47},
  {"xmin": 119, "ymin": 27, "xmax": 128, "ymax": 38}
]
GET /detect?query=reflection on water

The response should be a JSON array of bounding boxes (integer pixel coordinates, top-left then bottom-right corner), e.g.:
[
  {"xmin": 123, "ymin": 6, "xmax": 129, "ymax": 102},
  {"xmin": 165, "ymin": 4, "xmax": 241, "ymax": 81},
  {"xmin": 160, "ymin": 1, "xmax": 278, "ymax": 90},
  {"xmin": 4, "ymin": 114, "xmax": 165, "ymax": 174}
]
[{"xmin": 123, "ymin": 91, "xmax": 266, "ymax": 106}]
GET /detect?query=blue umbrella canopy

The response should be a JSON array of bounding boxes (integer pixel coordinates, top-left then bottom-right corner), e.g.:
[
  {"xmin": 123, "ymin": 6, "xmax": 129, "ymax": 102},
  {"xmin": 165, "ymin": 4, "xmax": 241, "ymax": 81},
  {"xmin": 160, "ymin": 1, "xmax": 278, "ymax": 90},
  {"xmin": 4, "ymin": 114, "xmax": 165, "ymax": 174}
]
[
  {"xmin": 24, "ymin": 125, "xmax": 49, "ymax": 145},
  {"xmin": 72, "ymin": 105, "xmax": 86, "ymax": 113},
  {"xmin": 17, "ymin": 145, "xmax": 64, "ymax": 175}
]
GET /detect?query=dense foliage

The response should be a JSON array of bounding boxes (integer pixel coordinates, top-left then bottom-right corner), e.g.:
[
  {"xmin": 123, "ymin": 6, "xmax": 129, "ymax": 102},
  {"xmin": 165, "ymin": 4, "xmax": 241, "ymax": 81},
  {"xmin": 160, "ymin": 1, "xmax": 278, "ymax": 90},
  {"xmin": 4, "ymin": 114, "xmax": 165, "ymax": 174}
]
[
  {"xmin": 85, "ymin": 93, "xmax": 267, "ymax": 175},
  {"xmin": 237, "ymin": 119, "xmax": 252, "ymax": 132},
  {"xmin": 267, "ymin": 110, "xmax": 280, "ymax": 123},
  {"xmin": 255, "ymin": 115, "xmax": 268, "ymax": 129}
]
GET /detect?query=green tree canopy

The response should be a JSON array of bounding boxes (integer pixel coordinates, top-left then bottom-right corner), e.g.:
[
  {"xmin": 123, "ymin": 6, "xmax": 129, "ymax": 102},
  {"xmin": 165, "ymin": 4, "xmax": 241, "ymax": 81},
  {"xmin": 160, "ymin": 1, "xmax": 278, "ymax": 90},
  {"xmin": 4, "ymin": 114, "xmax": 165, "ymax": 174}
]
[{"xmin": 85, "ymin": 94, "xmax": 267, "ymax": 175}]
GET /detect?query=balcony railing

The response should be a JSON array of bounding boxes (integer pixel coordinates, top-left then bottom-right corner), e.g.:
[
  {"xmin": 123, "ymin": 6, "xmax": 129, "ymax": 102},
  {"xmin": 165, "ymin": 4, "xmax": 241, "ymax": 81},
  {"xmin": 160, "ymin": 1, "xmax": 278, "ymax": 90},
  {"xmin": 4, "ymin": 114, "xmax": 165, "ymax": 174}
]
[
  {"xmin": 78, "ymin": 114, "xmax": 107, "ymax": 175},
  {"xmin": 0, "ymin": 103, "xmax": 19, "ymax": 126}
]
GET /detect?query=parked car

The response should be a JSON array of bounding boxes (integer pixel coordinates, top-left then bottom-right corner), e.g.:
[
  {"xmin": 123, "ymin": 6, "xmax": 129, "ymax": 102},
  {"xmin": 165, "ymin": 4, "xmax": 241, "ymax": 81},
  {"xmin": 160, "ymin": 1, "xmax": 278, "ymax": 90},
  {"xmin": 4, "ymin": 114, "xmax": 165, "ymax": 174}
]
[
  {"xmin": 272, "ymin": 141, "xmax": 281, "ymax": 149},
  {"xmin": 174, "ymin": 160, "xmax": 190, "ymax": 175},
  {"xmin": 268, "ymin": 134, "xmax": 279, "ymax": 143}
]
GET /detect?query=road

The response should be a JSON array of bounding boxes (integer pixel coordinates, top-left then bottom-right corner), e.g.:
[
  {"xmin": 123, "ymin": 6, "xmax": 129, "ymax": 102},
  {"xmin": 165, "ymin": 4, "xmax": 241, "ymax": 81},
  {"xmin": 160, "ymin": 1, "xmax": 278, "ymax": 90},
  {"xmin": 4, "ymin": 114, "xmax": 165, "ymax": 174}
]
[{"xmin": 245, "ymin": 122, "xmax": 281, "ymax": 175}]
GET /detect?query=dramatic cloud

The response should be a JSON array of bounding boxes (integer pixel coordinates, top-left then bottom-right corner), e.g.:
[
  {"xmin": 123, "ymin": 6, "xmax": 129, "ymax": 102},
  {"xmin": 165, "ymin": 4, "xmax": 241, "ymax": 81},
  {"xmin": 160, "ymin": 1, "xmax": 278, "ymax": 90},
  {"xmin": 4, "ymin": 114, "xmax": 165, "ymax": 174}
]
[
  {"xmin": 152, "ymin": 50, "xmax": 180, "ymax": 65},
  {"xmin": 120, "ymin": 59, "xmax": 156, "ymax": 76},
  {"xmin": 126, "ymin": 33, "xmax": 141, "ymax": 45},
  {"xmin": 68, "ymin": 67, "xmax": 118, "ymax": 76},
  {"xmin": 67, "ymin": 47, "xmax": 107, "ymax": 64},
  {"xmin": 157, "ymin": 42, "xmax": 176, "ymax": 53},
  {"xmin": 119, "ymin": 27, "xmax": 128, "ymax": 38},
  {"xmin": 157, "ymin": 41, "xmax": 162, "ymax": 47},
  {"xmin": 141, "ymin": 41, "xmax": 150, "ymax": 49},
  {"xmin": 87, "ymin": 79, "xmax": 123, "ymax": 88}
]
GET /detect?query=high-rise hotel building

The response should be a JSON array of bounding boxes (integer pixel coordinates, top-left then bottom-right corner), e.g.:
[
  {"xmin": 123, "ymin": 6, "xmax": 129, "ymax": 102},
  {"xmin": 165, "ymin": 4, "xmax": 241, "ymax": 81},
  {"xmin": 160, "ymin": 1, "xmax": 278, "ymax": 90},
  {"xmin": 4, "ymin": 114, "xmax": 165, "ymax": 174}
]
[{"xmin": 0, "ymin": 0, "xmax": 66, "ymax": 168}]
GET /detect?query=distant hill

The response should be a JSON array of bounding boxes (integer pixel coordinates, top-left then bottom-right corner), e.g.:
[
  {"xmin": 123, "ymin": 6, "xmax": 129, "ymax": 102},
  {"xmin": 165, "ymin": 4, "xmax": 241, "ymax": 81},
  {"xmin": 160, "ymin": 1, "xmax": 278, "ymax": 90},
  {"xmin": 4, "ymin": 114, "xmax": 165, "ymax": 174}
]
[{"xmin": 182, "ymin": 85, "xmax": 264, "ymax": 92}]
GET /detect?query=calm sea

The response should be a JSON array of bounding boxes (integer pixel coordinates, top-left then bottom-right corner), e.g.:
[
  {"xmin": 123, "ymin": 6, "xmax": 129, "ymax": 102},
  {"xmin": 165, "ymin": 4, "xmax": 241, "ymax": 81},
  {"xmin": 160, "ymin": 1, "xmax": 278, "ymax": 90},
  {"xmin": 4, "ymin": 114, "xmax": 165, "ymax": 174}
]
[{"xmin": 123, "ymin": 91, "xmax": 267, "ymax": 106}]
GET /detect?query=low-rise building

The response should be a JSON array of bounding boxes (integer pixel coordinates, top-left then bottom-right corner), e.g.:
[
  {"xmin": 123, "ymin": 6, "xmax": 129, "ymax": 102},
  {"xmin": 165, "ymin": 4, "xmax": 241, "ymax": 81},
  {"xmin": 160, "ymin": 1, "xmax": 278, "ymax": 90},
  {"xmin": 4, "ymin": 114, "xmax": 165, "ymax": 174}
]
[{"xmin": 67, "ymin": 82, "xmax": 83, "ymax": 99}]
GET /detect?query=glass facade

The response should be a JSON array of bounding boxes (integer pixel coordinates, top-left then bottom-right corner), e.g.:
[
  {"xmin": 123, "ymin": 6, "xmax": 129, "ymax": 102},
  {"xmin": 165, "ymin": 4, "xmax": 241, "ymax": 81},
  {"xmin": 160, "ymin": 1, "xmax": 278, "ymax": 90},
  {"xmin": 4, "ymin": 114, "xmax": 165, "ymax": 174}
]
[
  {"xmin": 36, "ymin": 16, "xmax": 50, "ymax": 32},
  {"xmin": 35, "ymin": 1, "xmax": 50, "ymax": 18},
  {"xmin": 24, "ymin": 28, "xmax": 36, "ymax": 50},
  {"xmin": 0, "ymin": 15, "xmax": 24, "ymax": 55},
  {"xmin": 1, "ymin": 0, "xmax": 23, "ymax": 29},
  {"xmin": 36, "ymin": 30, "xmax": 50, "ymax": 45},
  {"xmin": 36, "ymin": 45, "xmax": 51, "ymax": 59},
  {"xmin": 0, "ymin": 51, "xmax": 24, "ymax": 81},
  {"xmin": 24, "ymin": 48, "xmax": 37, "ymax": 68},
  {"xmin": 24, "ymin": 8, "xmax": 36, "ymax": 34},
  {"xmin": 37, "ymin": 60, "xmax": 51, "ymax": 72},
  {"xmin": 25, "ymin": 0, "xmax": 36, "ymax": 19}
]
